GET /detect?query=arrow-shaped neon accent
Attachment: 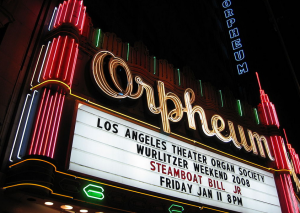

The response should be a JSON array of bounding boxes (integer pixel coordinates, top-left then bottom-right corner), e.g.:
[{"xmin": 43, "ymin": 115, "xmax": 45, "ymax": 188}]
[
  {"xmin": 83, "ymin": 184, "xmax": 104, "ymax": 200},
  {"xmin": 168, "ymin": 204, "xmax": 184, "ymax": 213}
]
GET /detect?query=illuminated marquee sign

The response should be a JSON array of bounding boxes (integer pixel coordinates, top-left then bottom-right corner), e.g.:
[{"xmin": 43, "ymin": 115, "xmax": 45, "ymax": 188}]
[
  {"xmin": 91, "ymin": 51, "xmax": 274, "ymax": 161},
  {"xmin": 222, "ymin": 0, "xmax": 249, "ymax": 75},
  {"xmin": 69, "ymin": 104, "xmax": 281, "ymax": 213}
]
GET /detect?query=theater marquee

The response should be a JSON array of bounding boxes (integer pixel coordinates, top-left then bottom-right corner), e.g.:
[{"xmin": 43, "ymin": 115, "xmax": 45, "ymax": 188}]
[{"xmin": 69, "ymin": 103, "xmax": 281, "ymax": 213}]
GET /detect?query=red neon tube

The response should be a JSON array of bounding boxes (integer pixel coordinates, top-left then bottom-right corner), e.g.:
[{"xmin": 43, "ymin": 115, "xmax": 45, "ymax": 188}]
[
  {"xmin": 69, "ymin": 44, "xmax": 78, "ymax": 86},
  {"xmin": 63, "ymin": 38, "xmax": 75, "ymax": 80},
  {"xmin": 261, "ymin": 103, "xmax": 269, "ymax": 125},
  {"xmin": 274, "ymin": 136, "xmax": 283, "ymax": 169},
  {"xmin": 270, "ymin": 103, "xmax": 278, "ymax": 126},
  {"xmin": 79, "ymin": 7, "xmax": 86, "ymax": 34},
  {"xmin": 38, "ymin": 95, "xmax": 53, "ymax": 155},
  {"xmin": 282, "ymin": 175, "xmax": 292, "ymax": 213},
  {"xmin": 48, "ymin": 36, "xmax": 61, "ymax": 79},
  {"xmin": 33, "ymin": 89, "xmax": 50, "ymax": 155},
  {"xmin": 284, "ymin": 174, "xmax": 296, "ymax": 212},
  {"xmin": 275, "ymin": 175, "xmax": 290, "ymax": 213},
  {"xmin": 287, "ymin": 174, "xmax": 299, "ymax": 212},
  {"xmin": 276, "ymin": 136, "xmax": 287, "ymax": 169},
  {"xmin": 50, "ymin": 95, "xmax": 65, "ymax": 158},
  {"xmin": 270, "ymin": 136, "xmax": 280, "ymax": 169},
  {"xmin": 29, "ymin": 89, "xmax": 46, "ymax": 155},
  {"xmin": 69, "ymin": 0, "xmax": 76, "ymax": 23},
  {"xmin": 47, "ymin": 93, "xmax": 61, "ymax": 157},
  {"xmin": 266, "ymin": 102, "xmax": 274, "ymax": 124},
  {"xmin": 283, "ymin": 138, "xmax": 291, "ymax": 169},
  {"xmin": 59, "ymin": 1, "xmax": 67, "ymax": 25},
  {"xmin": 271, "ymin": 104, "xmax": 280, "ymax": 127},
  {"xmin": 78, "ymin": 4, "xmax": 84, "ymax": 28},
  {"xmin": 275, "ymin": 136, "xmax": 288, "ymax": 169},
  {"xmin": 42, "ymin": 38, "xmax": 56, "ymax": 80},
  {"xmin": 54, "ymin": 4, "xmax": 62, "ymax": 28},
  {"xmin": 75, "ymin": 1, "xmax": 83, "ymax": 26},
  {"xmin": 283, "ymin": 129, "xmax": 288, "ymax": 142},
  {"xmin": 42, "ymin": 92, "xmax": 58, "ymax": 156},
  {"xmin": 280, "ymin": 175, "xmax": 292, "ymax": 213},
  {"xmin": 62, "ymin": 0, "xmax": 70, "ymax": 23},
  {"xmin": 56, "ymin": 36, "xmax": 68, "ymax": 78}
]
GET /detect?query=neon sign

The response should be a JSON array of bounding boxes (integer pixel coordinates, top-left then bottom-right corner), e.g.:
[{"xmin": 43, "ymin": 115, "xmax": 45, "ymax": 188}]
[
  {"xmin": 222, "ymin": 0, "xmax": 249, "ymax": 75},
  {"xmin": 91, "ymin": 51, "xmax": 274, "ymax": 161},
  {"xmin": 83, "ymin": 184, "xmax": 105, "ymax": 200},
  {"xmin": 168, "ymin": 204, "xmax": 184, "ymax": 213},
  {"xmin": 69, "ymin": 104, "xmax": 281, "ymax": 213}
]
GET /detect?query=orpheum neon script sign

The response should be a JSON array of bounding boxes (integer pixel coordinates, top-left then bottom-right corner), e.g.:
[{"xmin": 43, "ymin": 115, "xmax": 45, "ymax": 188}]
[{"xmin": 91, "ymin": 51, "xmax": 274, "ymax": 161}]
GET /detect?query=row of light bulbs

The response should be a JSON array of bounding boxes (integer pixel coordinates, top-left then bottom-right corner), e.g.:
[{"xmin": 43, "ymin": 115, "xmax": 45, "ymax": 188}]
[{"xmin": 44, "ymin": 202, "xmax": 95, "ymax": 212}]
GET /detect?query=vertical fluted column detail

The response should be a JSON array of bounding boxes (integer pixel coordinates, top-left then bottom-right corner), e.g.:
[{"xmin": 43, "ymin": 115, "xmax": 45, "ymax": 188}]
[
  {"xmin": 256, "ymin": 72, "xmax": 298, "ymax": 213},
  {"xmin": 28, "ymin": 0, "xmax": 85, "ymax": 158},
  {"xmin": 42, "ymin": 35, "xmax": 79, "ymax": 86},
  {"xmin": 28, "ymin": 88, "xmax": 65, "ymax": 158},
  {"xmin": 53, "ymin": 0, "xmax": 86, "ymax": 34}
]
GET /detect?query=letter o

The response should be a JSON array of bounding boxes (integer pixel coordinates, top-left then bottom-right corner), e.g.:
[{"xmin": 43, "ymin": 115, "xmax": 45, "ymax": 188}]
[
  {"xmin": 92, "ymin": 51, "xmax": 133, "ymax": 99},
  {"xmin": 187, "ymin": 172, "xmax": 192, "ymax": 181},
  {"xmin": 211, "ymin": 158, "xmax": 216, "ymax": 166},
  {"xmin": 104, "ymin": 121, "xmax": 111, "ymax": 131},
  {"xmin": 222, "ymin": 0, "xmax": 231, "ymax": 8}
]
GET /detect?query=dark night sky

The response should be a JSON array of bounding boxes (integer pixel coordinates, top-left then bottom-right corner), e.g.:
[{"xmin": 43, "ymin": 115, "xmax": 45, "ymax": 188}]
[
  {"xmin": 84, "ymin": 0, "xmax": 300, "ymax": 155},
  {"xmin": 234, "ymin": 0, "xmax": 300, "ymax": 152}
]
